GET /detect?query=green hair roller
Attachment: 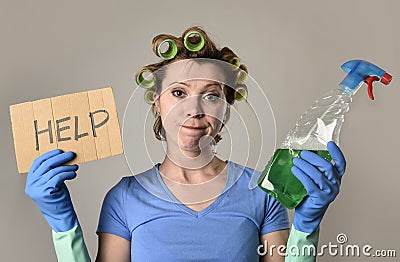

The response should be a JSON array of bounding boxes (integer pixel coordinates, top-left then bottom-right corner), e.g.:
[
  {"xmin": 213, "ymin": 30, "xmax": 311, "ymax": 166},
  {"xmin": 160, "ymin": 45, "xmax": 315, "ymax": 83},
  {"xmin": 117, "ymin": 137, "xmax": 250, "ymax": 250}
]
[
  {"xmin": 157, "ymin": 39, "xmax": 178, "ymax": 60},
  {"xmin": 236, "ymin": 70, "xmax": 248, "ymax": 84},
  {"xmin": 184, "ymin": 31, "xmax": 205, "ymax": 52},
  {"xmin": 144, "ymin": 89, "xmax": 155, "ymax": 104},
  {"xmin": 234, "ymin": 86, "xmax": 247, "ymax": 101},
  {"xmin": 229, "ymin": 57, "xmax": 241, "ymax": 71},
  {"xmin": 136, "ymin": 69, "xmax": 155, "ymax": 89}
]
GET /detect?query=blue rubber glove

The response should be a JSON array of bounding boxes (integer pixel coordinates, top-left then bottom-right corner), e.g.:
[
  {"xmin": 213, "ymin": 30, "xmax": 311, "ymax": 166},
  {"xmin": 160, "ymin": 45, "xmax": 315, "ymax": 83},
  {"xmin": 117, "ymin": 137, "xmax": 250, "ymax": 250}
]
[
  {"xmin": 291, "ymin": 141, "xmax": 346, "ymax": 234},
  {"xmin": 25, "ymin": 149, "xmax": 79, "ymax": 232}
]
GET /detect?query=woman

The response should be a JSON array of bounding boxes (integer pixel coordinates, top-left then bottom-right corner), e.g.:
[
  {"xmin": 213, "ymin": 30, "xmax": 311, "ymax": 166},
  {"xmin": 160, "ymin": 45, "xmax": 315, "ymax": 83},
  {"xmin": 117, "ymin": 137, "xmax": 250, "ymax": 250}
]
[{"xmin": 25, "ymin": 26, "xmax": 346, "ymax": 261}]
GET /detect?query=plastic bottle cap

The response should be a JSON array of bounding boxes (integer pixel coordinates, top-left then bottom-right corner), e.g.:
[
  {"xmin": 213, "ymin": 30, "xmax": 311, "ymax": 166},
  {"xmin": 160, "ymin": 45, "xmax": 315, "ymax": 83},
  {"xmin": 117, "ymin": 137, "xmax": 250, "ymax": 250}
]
[{"xmin": 380, "ymin": 73, "xmax": 392, "ymax": 85}]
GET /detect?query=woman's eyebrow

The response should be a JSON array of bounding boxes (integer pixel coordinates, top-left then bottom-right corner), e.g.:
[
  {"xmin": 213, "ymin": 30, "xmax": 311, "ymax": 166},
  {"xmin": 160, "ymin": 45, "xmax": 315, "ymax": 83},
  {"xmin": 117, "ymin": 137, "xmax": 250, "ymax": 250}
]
[
  {"xmin": 168, "ymin": 81, "xmax": 190, "ymax": 87},
  {"xmin": 167, "ymin": 81, "xmax": 222, "ymax": 89},
  {"xmin": 203, "ymin": 83, "xmax": 224, "ymax": 93},
  {"xmin": 204, "ymin": 83, "xmax": 222, "ymax": 88}
]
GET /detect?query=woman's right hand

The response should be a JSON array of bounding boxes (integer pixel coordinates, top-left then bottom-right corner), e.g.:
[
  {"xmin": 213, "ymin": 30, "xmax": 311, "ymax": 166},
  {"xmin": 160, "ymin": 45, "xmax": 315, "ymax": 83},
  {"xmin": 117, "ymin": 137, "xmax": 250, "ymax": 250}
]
[{"xmin": 25, "ymin": 149, "xmax": 79, "ymax": 232}]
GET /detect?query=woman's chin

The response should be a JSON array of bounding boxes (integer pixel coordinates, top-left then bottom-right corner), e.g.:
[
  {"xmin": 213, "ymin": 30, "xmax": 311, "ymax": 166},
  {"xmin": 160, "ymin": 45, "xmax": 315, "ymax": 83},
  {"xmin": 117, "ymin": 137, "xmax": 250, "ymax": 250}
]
[
  {"xmin": 178, "ymin": 142, "xmax": 214, "ymax": 157},
  {"xmin": 165, "ymin": 134, "xmax": 215, "ymax": 157},
  {"xmin": 179, "ymin": 143, "xmax": 202, "ymax": 154}
]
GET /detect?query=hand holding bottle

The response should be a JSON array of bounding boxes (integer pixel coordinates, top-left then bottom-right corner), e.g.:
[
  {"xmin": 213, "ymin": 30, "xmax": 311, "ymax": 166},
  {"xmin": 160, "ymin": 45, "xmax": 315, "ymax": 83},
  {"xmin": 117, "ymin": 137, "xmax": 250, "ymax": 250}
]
[
  {"xmin": 25, "ymin": 149, "xmax": 79, "ymax": 232},
  {"xmin": 291, "ymin": 141, "xmax": 346, "ymax": 233}
]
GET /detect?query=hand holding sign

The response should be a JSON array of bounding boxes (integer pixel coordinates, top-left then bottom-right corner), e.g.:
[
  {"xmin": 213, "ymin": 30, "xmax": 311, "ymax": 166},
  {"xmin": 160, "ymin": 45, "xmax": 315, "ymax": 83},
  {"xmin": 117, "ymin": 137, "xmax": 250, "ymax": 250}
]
[
  {"xmin": 10, "ymin": 87, "xmax": 123, "ymax": 173},
  {"xmin": 25, "ymin": 149, "xmax": 79, "ymax": 232}
]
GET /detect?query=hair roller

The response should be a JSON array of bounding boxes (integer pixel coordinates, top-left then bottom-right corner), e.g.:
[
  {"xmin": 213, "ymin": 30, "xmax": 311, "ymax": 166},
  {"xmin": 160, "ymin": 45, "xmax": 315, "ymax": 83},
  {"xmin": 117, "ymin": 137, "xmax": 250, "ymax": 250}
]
[
  {"xmin": 157, "ymin": 39, "xmax": 178, "ymax": 60},
  {"xmin": 236, "ymin": 64, "xmax": 248, "ymax": 84},
  {"xmin": 144, "ymin": 89, "xmax": 156, "ymax": 104},
  {"xmin": 229, "ymin": 57, "xmax": 241, "ymax": 70},
  {"xmin": 183, "ymin": 30, "xmax": 205, "ymax": 52},
  {"xmin": 236, "ymin": 70, "xmax": 248, "ymax": 84},
  {"xmin": 152, "ymin": 34, "xmax": 183, "ymax": 60},
  {"xmin": 234, "ymin": 84, "xmax": 248, "ymax": 101},
  {"xmin": 136, "ymin": 68, "xmax": 156, "ymax": 89}
]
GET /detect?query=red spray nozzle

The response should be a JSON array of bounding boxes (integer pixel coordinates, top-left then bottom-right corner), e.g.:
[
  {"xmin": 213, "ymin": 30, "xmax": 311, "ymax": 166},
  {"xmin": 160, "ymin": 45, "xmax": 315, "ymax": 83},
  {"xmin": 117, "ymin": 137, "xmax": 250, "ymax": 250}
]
[{"xmin": 364, "ymin": 73, "xmax": 393, "ymax": 100}]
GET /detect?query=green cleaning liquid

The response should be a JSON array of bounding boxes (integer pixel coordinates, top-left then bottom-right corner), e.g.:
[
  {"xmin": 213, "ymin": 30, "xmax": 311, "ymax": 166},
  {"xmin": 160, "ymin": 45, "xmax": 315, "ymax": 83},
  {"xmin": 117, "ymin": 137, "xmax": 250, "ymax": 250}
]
[{"xmin": 258, "ymin": 149, "xmax": 332, "ymax": 209}]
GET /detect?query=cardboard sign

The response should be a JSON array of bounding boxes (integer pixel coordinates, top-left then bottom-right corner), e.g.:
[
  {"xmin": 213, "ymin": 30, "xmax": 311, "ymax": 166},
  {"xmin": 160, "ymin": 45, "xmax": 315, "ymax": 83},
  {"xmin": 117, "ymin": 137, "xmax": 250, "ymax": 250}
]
[{"xmin": 10, "ymin": 87, "xmax": 123, "ymax": 173}]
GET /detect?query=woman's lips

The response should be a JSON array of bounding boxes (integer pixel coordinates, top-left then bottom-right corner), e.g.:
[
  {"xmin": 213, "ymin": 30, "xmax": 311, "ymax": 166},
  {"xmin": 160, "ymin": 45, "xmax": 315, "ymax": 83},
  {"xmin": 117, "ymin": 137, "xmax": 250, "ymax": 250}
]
[{"xmin": 181, "ymin": 125, "xmax": 206, "ymax": 130}]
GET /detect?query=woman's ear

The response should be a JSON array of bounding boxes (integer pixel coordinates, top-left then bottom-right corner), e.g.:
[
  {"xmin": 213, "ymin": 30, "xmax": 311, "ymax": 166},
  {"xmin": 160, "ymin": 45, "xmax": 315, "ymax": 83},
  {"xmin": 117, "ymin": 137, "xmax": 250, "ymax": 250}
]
[{"xmin": 154, "ymin": 93, "xmax": 160, "ymax": 114}]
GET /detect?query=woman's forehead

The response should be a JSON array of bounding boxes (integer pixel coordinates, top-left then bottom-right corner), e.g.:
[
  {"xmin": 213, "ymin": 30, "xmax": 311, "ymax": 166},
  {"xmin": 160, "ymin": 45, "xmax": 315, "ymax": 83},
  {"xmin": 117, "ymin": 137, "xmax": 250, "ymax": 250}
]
[{"xmin": 162, "ymin": 59, "xmax": 227, "ymax": 87}]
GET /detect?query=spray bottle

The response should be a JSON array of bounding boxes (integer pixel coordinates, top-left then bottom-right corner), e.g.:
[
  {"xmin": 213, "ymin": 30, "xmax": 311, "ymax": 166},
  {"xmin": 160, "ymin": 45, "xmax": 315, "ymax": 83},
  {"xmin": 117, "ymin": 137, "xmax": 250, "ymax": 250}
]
[{"xmin": 257, "ymin": 60, "xmax": 392, "ymax": 209}]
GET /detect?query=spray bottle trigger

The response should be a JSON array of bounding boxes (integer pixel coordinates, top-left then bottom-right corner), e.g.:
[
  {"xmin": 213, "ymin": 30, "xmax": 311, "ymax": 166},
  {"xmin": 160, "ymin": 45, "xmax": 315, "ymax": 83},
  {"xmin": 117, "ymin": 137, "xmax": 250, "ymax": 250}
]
[{"xmin": 364, "ymin": 76, "xmax": 380, "ymax": 100}]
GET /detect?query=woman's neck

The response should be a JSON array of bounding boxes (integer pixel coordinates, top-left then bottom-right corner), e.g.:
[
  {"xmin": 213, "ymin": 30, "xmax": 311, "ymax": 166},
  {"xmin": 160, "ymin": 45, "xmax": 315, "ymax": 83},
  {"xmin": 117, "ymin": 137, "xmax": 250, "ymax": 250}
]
[
  {"xmin": 158, "ymin": 154, "xmax": 228, "ymax": 206},
  {"xmin": 159, "ymin": 154, "xmax": 227, "ymax": 184},
  {"xmin": 161, "ymin": 136, "xmax": 218, "ymax": 173}
]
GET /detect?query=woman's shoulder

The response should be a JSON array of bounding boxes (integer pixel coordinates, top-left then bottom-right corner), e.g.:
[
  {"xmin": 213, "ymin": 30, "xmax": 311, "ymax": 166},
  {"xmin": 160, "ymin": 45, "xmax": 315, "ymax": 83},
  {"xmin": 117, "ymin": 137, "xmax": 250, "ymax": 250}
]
[{"xmin": 105, "ymin": 166, "xmax": 158, "ymax": 196}]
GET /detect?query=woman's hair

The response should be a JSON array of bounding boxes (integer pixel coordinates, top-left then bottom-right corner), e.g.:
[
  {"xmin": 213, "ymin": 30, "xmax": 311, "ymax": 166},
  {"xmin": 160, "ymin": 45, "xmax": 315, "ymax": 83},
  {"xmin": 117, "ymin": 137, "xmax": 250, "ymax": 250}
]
[{"xmin": 135, "ymin": 26, "xmax": 249, "ymax": 143}]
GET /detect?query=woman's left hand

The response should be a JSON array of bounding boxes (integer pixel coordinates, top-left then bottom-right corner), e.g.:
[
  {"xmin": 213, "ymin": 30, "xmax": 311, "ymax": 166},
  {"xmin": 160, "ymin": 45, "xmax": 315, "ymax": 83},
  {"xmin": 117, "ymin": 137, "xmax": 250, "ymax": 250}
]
[{"xmin": 291, "ymin": 141, "xmax": 346, "ymax": 233}]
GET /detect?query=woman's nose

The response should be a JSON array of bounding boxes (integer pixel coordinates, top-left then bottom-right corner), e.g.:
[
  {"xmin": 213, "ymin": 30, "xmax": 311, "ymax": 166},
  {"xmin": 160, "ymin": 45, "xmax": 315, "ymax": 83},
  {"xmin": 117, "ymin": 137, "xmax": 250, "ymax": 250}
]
[{"xmin": 184, "ymin": 96, "xmax": 205, "ymax": 118}]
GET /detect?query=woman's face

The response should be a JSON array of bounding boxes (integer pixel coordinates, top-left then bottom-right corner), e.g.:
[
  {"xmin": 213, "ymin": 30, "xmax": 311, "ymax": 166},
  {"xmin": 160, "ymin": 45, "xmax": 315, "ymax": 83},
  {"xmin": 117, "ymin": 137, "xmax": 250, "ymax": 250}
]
[{"xmin": 154, "ymin": 60, "xmax": 228, "ymax": 155}]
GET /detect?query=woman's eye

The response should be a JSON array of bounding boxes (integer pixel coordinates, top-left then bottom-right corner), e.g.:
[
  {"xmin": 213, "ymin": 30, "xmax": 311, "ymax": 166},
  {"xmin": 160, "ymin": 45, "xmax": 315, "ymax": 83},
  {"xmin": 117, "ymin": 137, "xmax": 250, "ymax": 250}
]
[
  {"xmin": 172, "ymin": 90, "xmax": 185, "ymax": 97},
  {"xmin": 203, "ymin": 93, "xmax": 219, "ymax": 102}
]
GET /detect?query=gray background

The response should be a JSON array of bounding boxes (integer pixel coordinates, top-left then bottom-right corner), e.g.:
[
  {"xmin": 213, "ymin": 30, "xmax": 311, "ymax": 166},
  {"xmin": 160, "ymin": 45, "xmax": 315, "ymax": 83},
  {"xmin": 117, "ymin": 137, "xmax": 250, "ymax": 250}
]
[{"xmin": 1, "ymin": 0, "xmax": 399, "ymax": 261}]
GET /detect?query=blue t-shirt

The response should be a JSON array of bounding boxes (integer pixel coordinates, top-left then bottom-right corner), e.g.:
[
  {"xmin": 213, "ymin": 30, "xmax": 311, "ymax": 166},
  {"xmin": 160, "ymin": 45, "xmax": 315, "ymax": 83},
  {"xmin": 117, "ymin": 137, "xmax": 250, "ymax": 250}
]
[{"xmin": 97, "ymin": 161, "xmax": 289, "ymax": 261}]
